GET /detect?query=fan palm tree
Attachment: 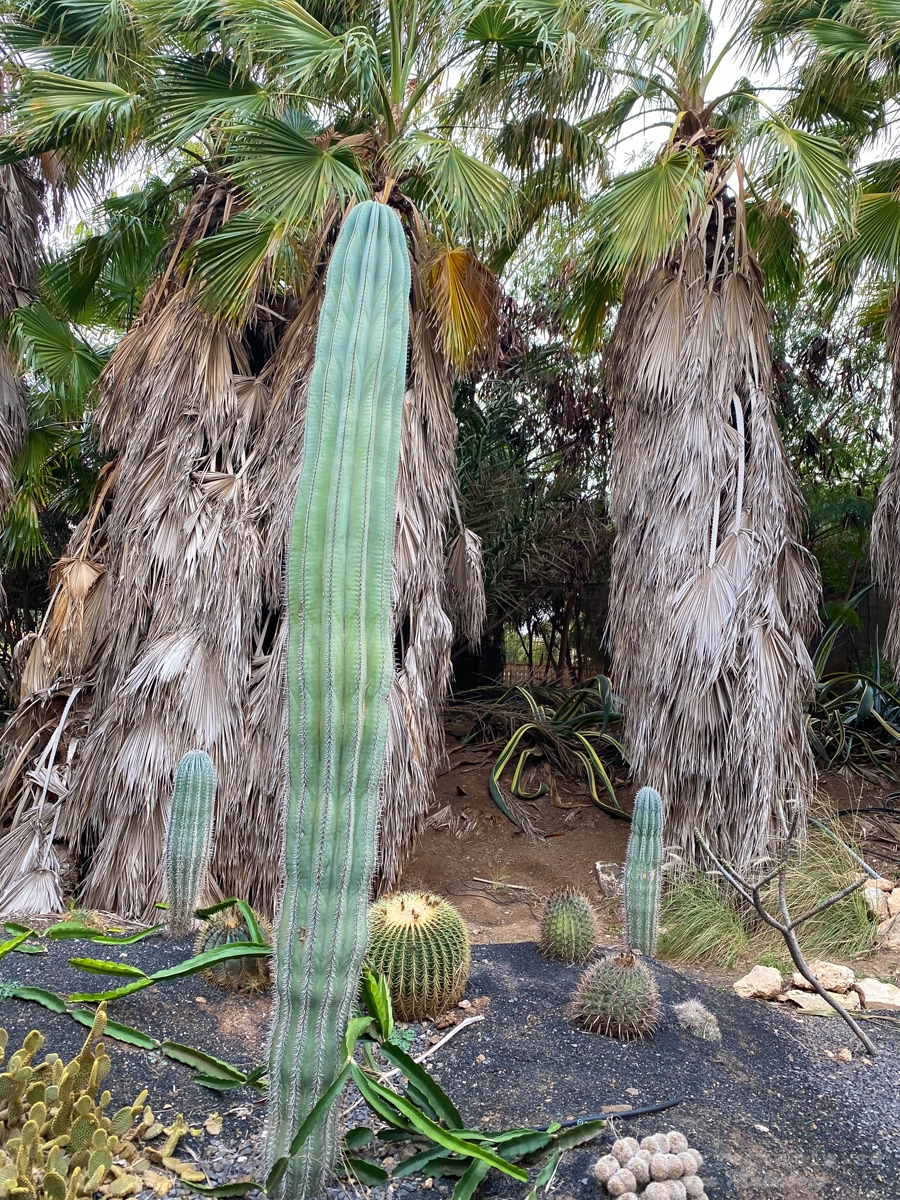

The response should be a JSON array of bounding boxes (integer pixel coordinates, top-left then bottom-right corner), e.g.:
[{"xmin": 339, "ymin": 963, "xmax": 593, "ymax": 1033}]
[
  {"xmin": 574, "ymin": 0, "xmax": 854, "ymax": 864},
  {"xmin": 747, "ymin": 0, "xmax": 900, "ymax": 665},
  {"xmin": 0, "ymin": 0, "xmax": 609, "ymax": 917}
]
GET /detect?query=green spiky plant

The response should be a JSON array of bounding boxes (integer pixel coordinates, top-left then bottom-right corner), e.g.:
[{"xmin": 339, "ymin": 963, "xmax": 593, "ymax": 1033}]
[
  {"xmin": 624, "ymin": 785, "xmax": 664, "ymax": 956},
  {"xmin": 539, "ymin": 889, "xmax": 598, "ymax": 965},
  {"xmin": 266, "ymin": 200, "xmax": 410, "ymax": 1198},
  {"xmin": 366, "ymin": 891, "xmax": 471, "ymax": 1020},
  {"xmin": 571, "ymin": 952, "xmax": 661, "ymax": 1040},
  {"xmin": 196, "ymin": 903, "xmax": 272, "ymax": 995},
  {"xmin": 164, "ymin": 750, "xmax": 216, "ymax": 937}
]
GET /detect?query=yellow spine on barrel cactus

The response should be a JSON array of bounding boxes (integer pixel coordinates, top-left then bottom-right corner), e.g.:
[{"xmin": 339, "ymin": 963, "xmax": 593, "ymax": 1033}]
[{"xmin": 366, "ymin": 891, "xmax": 471, "ymax": 1021}]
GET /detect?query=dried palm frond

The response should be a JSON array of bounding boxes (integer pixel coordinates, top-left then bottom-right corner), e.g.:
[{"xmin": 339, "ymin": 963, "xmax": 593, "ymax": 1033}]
[
  {"xmin": 606, "ymin": 199, "xmax": 818, "ymax": 866},
  {"xmin": 426, "ymin": 245, "xmax": 500, "ymax": 371},
  {"xmin": 446, "ymin": 525, "xmax": 486, "ymax": 649}
]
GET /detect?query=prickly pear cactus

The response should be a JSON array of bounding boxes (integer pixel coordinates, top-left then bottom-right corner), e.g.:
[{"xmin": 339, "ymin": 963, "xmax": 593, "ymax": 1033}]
[
  {"xmin": 366, "ymin": 891, "xmax": 471, "ymax": 1020},
  {"xmin": 572, "ymin": 952, "xmax": 661, "ymax": 1039},
  {"xmin": 0, "ymin": 1004, "xmax": 201, "ymax": 1199},
  {"xmin": 624, "ymin": 785, "xmax": 664, "ymax": 956},
  {"xmin": 164, "ymin": 750, "xmax": 216, "ymax": 937},
  {"xmin": 539, "ymin": 889, "xmax": 598, "ymax": 964},
  {"xmin": 195, "ymin": 903, "xmax": 272, "ymax": 995}
]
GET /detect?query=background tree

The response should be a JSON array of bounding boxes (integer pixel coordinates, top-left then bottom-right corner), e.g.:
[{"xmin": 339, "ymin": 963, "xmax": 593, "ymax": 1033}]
[{"xmin": 572, "ymin": 0, "xmax": 853, "ymax": 863}]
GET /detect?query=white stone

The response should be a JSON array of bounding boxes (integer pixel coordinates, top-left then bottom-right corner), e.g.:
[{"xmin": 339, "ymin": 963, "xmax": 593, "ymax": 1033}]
[
  {"xmin": 888, "ymin": 889, "xmax": 900, "ymax": 917},
  {"xmin": 870, "ymin": 876, "xmax": 895, "ymax": 890},
  {"xmin": 854, "ymin": 977, "xmax": 900, "ymax": 1011},
  {"xmin": 865, "ymin": 887, "xmax": 890, "ymax": 919},
  {"xmin": 783, "ymin": 987, "xmax": 860, "ymax": 1014},
  {"xmin": 732, "ymin": 965, "xmax": 783, "ymax": 1000},
  {"xmin": 789, "ymin": 960, "xmax": 855, "ymax": 993}
]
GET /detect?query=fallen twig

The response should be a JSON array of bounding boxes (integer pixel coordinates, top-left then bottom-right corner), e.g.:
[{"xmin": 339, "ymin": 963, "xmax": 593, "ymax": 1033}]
[{"xmin": 473, "ymin": 877, "xmax": 530, "ymax": 891}]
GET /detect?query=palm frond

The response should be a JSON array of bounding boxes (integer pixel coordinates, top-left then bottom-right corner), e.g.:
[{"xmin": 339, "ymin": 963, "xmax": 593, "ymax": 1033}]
[
  {"xmin": 753, "ymin": 120, "xmax": 853, "ymax": 228},
  {"xmin": 224, "ymin": 116, "xmax": 370, "ymax": 227},
  {"xmin": 426, "ymin": 245, "xmax": 500, "ymax": 371},
  {"xmin": 589, "ymin": 148, "xmax": 706, "ymax": 273},
  {"xmin": 390, "ymin": 133, "xmax": 513, "ymax": 239}
]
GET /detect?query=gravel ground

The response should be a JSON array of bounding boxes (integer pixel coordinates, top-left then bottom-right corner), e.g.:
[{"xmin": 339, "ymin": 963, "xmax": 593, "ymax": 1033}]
[{"xmin": 1, "ymin": 936, "xmax": 898, "ymax": 1199}]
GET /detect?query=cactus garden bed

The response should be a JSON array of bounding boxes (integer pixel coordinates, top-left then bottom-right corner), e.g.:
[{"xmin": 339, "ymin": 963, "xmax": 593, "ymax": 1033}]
[{"xmin": 1, "ymin": 934, "xmax": 899, "ymax": 1200}]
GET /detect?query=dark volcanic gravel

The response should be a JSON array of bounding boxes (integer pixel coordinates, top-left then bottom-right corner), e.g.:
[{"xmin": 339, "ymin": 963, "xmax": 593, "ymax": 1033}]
[{"xmin": 1, "ymin": 936, "xmax": 898, "ymax": 1199}]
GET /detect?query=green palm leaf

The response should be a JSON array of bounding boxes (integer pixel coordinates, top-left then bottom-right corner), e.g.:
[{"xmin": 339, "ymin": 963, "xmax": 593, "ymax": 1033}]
[
  {"xmin": 225, "ymin": 116, "xmax": 369, "ymax": 226},
  {"xmin": 590, "ymin": 148, "xmax": 706, "ymax": 272},
  {"xmin": 390, "ymin": 132, "xmax": 513, "ymax": 238},
  {"xmin": 756, "ymin": 121, "xmax": 853, "ymax": 228}
]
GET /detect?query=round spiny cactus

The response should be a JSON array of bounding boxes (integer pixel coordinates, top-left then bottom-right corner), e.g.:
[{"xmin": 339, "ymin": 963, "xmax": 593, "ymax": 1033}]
[
  {"xmin": 195, "ymin": 904, "xmax": 272, "ymax": 995},
  {"xmin": 366, "ymin": 891, "xmax": 471, "ymax": 1021},
  {"xmin": 540, "ymin": 889, "xmax": 598, "ymax": 964},
  {"xmin": 572, "ymin": 952, "xmax": 661, "ymax": 1039}
]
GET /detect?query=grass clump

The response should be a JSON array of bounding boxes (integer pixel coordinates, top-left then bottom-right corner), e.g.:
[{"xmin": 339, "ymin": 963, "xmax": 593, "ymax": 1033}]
[
  {"xmin": 658, "ymin": 866, "xmax": 750, "ymax": 966},
  {"xmin": 757, "ymin": 822, "xmax": 877, "ymax": 962},
  {"xmin": 658, "ymin": 821, "xmax": 878, "ymax": 967}
]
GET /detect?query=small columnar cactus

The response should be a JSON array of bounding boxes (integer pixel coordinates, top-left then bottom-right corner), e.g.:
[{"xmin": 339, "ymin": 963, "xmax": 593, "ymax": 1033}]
[
  {"xmin": 624, "ymin": 786, "xmax": 664, "ymax": 956},
  {"xmin": 540, "ymin": 889, "xmax": 598, "ymax": 964},
  {"xmin": 366, "ymin": 891, "xmax": 471, "ymax": 1021},
  {"xmin": 195, "ymin": 903, "xmax": 273, "ymax": 995},
  {"xmin": 572, "ymin": 952, "xmax": 660, "ymax": 1039},
  {"xmin": 164, "ymin": 750, "xmax": 216, "ymax": 936},
  {"xmin": 593, "ymin": 1132, "xmax": 706, "ymax": 1200}
]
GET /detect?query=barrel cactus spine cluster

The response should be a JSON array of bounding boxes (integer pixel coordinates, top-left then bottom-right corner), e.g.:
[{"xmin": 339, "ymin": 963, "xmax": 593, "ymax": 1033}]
[
  {"xmin": 265, "ymin": 200, "xmax": 411, "ymax": 1198},
  {"xmin": 196, "ymin": 904, "xmax": 273, "ymax": 995},
  {"xmin": 366, "ymin": 890, "xmax": 471, "ymax": 1020},
  {"xmin": 163, "ymin": 750, "xmax": 216, "ymax": 937},
  {"xmin": 572, "ymin": 951, "xmax": 661, "ymax": 1039}
]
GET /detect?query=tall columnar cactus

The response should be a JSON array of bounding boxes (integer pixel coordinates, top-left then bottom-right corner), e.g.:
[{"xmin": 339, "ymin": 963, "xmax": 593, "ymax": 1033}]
[
  {"xmin": 163, "ymin": 750, "xmax": 216, "ymax": 937},
  {"xmin": 624, "ymin": 785, "xmax": 664, "ymax": 956},
  {"xmin": 266, "ymin": 200, "xmax": 410, "ymax": 1198}
]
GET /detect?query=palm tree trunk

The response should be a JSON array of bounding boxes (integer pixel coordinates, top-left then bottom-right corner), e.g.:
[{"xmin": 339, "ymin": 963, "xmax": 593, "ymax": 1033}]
[
  {"xmin": 607, "ymin": 205, "xmax": 819, "ymax": 865},
  {"xmin": 871, "ymin": 294, "xmax": 900, "ymax": 660}
]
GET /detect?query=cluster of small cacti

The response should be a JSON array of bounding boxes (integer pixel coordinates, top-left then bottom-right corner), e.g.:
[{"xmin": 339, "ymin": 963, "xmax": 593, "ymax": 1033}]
[
  {"xmin": 593, "ymin": 1132, "xmax": 707, "ymax": 1200},
  {"xmin": 540, "ymin": 889, "xmax": 598, "ymax": 964},
  {"xmin": 366, "ymin": 891, "xmax": 471, "ymax": 1021},
  {"xmin": 572, "ymin": 952, "xmax": 661, "ymax": 1039},
  {"xmin": 196, "ymin": 903, "xmax": 272, "ymax": 995},
  {"xmin": 164, "ymin": 749, "xmax": 216, "ymax": 937},
  {"xmin": 0, "ymin": 1005, "xmax": 202, "ymax": 1199}
]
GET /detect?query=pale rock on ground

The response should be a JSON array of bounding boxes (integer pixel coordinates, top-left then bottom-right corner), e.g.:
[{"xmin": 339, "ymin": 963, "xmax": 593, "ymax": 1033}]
[
  {"xmin": 732, "ymin": 965, "xmax": 782, "ymax": 1000},
  {"xmin": 864, "ymin": 886, "xmax": 891, "ymax": 920},
  {"xmin": 782, "ymin": 988, "xmax": 861, "ymax": 1014},
  {"xmin": 888, "ymin": 888, "xmax": 900, "ymax": 917},
  {"xmin": 854, "ymin": 977, "xmax": 900, "ymax": 1011},
  {"xmin": 790, "ymin": 960, "xmax": 854, "ymax": 994}
]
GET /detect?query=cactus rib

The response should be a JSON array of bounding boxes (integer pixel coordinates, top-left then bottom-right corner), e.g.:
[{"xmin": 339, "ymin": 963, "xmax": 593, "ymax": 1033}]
[{"xmin": 266, "ymin": 200, "xmax": 411, "ymax": 1198}]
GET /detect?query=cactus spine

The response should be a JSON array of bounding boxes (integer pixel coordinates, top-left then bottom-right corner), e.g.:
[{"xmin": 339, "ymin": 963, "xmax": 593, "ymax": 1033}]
[
  {"xmin": 266, "ymin": 200, "xmax": 410, "ymax": 1198},
  {"xmin": 540, "ymin": 889, "xmax": 598, "ymax": 964},
  {"xmin": 164, "ymin": 750, "xmax": 216, "ymax": 937},
  {"xmin": 624, "ymin": 785, "xmax": 664, "ymax": 956}
]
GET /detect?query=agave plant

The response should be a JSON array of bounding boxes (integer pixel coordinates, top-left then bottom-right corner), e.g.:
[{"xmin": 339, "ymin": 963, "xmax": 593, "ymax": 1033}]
[
  {"xmin": 806, "ymin": 589, "xmax": 900, "ymax": 778},
  {"xmin": 465, "ymin": 675, "xmax": 629, "ymax": 824}
]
